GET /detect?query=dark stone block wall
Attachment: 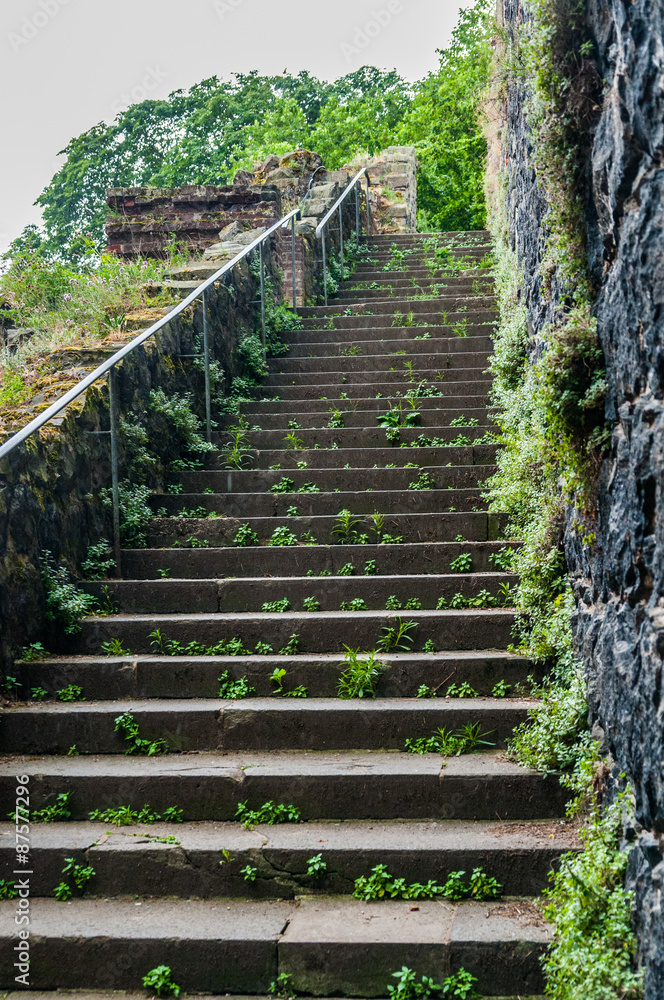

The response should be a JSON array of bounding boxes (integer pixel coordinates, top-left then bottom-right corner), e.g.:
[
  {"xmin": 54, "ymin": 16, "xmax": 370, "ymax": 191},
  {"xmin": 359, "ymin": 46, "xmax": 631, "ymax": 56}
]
[{"xmin": 499, "ymin": 1, "xmax": 664, "ymax": 993}]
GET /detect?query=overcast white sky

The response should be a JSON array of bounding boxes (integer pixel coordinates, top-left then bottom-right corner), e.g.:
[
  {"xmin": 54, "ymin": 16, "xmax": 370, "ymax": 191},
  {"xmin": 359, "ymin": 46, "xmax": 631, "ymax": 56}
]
[{"xmin": 0, "ymin": 0, "xmax": 470, "ymax": 253}]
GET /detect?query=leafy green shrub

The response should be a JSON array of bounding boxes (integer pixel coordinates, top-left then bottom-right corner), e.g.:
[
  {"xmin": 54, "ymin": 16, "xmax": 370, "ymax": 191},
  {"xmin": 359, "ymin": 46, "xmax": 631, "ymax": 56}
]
[
  {"xmin": 21, "ymin": 642, "xmax": 50, "ymax": 661},
  {"xmin": 81, "ymin": 539, "xmax": 116, "ymax": 579},
  {"xmin": 268, "ymin": 527, "xmax": 299, "ymax": 547},
  {"xmin": 42, "ymin": 552, "xmax": 98, "ymax": 634},
  {"xmin": 99, "ymin": 482, "xmax": 153, "ymax": 549}
]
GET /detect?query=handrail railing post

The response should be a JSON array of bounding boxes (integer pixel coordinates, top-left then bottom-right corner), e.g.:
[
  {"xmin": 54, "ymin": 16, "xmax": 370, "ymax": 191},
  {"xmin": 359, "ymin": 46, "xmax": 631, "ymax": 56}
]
[
  {"xmin": 202, "ymin": 289, "xmax": 212, "ymax": 443},
  {"xmin": 108, "ymin": 367, "xmax": 122, "ymax": 578},
  {"xmin": 259, "ymin": 242, "xmax": 267, "ymax": 359},
  {"xmin": 291, "ymin": 215, "xmax": 297, "ymax": 312},
  {"xmin": 338, "ymin": 205, "xmax": 344, "ymax": 272},
  {"xmin": 321, "ymin": 229, "xmax": 328, "ymax": 307},
  {"xmin": 366, "ymin": 173, "xmax": 371, "ymax": 246}
]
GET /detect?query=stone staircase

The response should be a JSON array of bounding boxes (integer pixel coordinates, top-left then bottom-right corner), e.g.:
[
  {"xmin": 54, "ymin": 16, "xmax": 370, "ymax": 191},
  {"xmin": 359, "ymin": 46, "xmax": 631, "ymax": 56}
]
[{"xmin": 0, "ymin": 231, "xmax": 576, "ymax": 999}]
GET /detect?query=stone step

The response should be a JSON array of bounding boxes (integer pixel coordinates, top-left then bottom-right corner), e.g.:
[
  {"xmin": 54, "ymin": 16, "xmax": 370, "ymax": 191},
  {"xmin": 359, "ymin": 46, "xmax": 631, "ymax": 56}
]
[
  {"xmin": 70, "ymin": 609, "xmax": 517, "ymax": 656},
  {"xmin": 283, "ymin": 324, "xmax": 495, "ymax": 344},
  {"xmin": 176, "ymin": 464, "xmax": 498, "ymax": 494},
  {"xmin": 144, "ymin": 512, "xmax": 502, "ymax": 549},
  {"xmin": 119, "ymin": 541, "xmax": 516, "ymax": 581},
  {"xmin": 0, "ymin": 751, "xmax": 568, "ymax": 821},
  {"xmin": 241, "ymin": 395, "xmax": 494, "ymax": 414},
  {"xmin": 269, "ymin": 351, "xmax": 492, "ymax": 374},
  {"xmin": 298, "ymin": 311, "xmax": 497, "ymax": 331},
  {"xmin": 215, "ymin": 443, "xmax": 497, "ymax": 470},
  {"xmin": 299, "ymin": 297, "xmax": 495, "ymax": 318},
  {"xmin": 15, "ymin": 650, "xmax": 534, "ymax": 700},
  {"xmin": 284, "ymin": 335, "xmax": 495, "ymax": 357},
  {"xmin": 335, "ymin": 284, "xmax": 494, "ymax": 301},
  {"xmin": 0, "ymin": 896, "xmax": 549, "ymax": 996},
  {"xmin": 266, "ymin": 367, "xmax": 489, "ymax": 387},
  {"xmin": 232, "ymin": 408, "xmax": 495, "ymax": 430},
  {"xmin": 257, "ymin": 379, "xmax": 492, "ymax": 400},
  {"xmin": 215, "ymin": 426, "xmax": 495, "ymax": 453},
  {"xmin": 1, "ymin": 698, "xmax": 532, "ymax": 755},
  {"xmin": 0, "ymin": 818, "xmax": 578, "ymax": 899},
  {"xmin": 85, "ymin": 572, "xmax": 518, "ymax": 615},
  {"xmin": 151, "ymin": 487, "xmax": 493, "ymax": 518},
  {"xmin": 1, "ymin": 993, "xmax": 544, "ymax": 1000},
  {"xmin": 348, "ymin": 267, "xmax": 490, "ymax": 281}
]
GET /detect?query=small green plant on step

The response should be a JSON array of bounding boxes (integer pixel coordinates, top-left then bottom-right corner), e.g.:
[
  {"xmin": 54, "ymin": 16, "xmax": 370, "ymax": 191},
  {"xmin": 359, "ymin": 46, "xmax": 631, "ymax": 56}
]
[
  {"xmin": 262, "ymin": 598, "xmax": 291, "ymax": 613},
  {"xmin": 340, "ymin": 598, "xmax": 368, "ymax": 611},
  {"xmin": 492, "ymin": 679, "xmax": 511, "ymax": 698},
  {"xmin": 31, "ymin": 792, "xmax": 72, "ymax": 823},
  {"xmin": 284, "ymin": 430, "xmax": 305, "ymax": 450},
  {"xmin": 235, "ymin": 800, "xmax": 301, "ymax": 829},
  {"xmin": 269, "ymin": 973, "xmax": 297, "ymax": 999},
  {"xmin": 270, "ymin": 477, "xmax": 296, "ymax": 494},
  {"xmin": 405, "ymin": 722, "xmax": 495, "ymax": 756},
  {"xmin": 233, "ymin": 523, "xmax": 260, "ymax": 547},
  {"xmin": 114, "ymin": 712, "xmax": 168, "ymax": 756},
  {"xmin": 223, "ymin": 416, "xmax": 255, "ymax": 470},
  {"xmin": 353, "ymin": 864, "xmax": 502, "ymax": 902},
  {"xmin": 269, "ymin": 526, "xmax": 299, "ymax": 547},
  {"xmin": 0, "ymin": 880, "xmax": 17, "ymax": 899},
  {"xmin": 446, "ymin": 682, "xmax": 478, "ymax": 698},
  {"xmin": 378, "ymin": 617, "xmax": 418, "ymax": 653},
  {"xmin": 306, "ymin": 853, "xmax": 327, "ymax": 878},
  {"xmin": 142, "ymin": 965, "xmax": 181, "ymax": 998},
  {"xmin": 387, "ymin": 966, "xmax": 480, "ymax": 1000},
  {"xmin": 450, "ymin": 552, "xmax": 473, "ymax": 573},
  {"xmin": 31, "ymin": 687, "xmax": 48, "ymax": 701},
  {"xmin": 101, "ymin": 639, "xmax": 131, "ymax": 657},
  {"xmin": 333, "ymin": 509, "xmax": 364, "ymax": 544},
  {"xmin": 338, "ymin": 648, "xmax": 384, "ymax": 699},
  {"xmin": 328, "ymin": 408, "xmax": 345, "ymax": 428},
  {"xmin": 409, "ymin": 471, "xmax": 435, "ymax": 491},
  {"xmin": 42, "ymin": 551, "xmax": 98, "ymax": 635},
  {"xmin": 56, "ymin": 685, "xmax": 85, "ymax": 702},
  {"xmin": 21, "ymin": 642, "xmax": 50, "ymax": 661},
  {"xmin": 271, "ymin": 667, "xmax": 307, "ymax": 698},
  {"xmin": 417, "ymin": 685, "xmax": 437, "ymax": 698},
  {"xmin": 303, "ymin": 597, "xmax": 320, "ymax": 612},
  {"xmin": 279, "ymin": 633, "xmax": 300, "ymax": 656},
  {"xmin": 488, "ymin": 546, "xmax": 515, "ymax": 571},
  {"xmin": 218, "ymin": 672, "xmax": 255, "ymax": 700},
  {"xmin": 88, "ymin": 804, "xmax": 183, "ymax": 826},
  {"xmin": 81, "ymin": 539, "xmax": 116, "ymax": 579},
  {"xmin": 54, "ymin": 857, "xmax": 96, "ymax": 901},
  {"xmin": 241, "ymin": 864, "xmax": 257, "ymax": 882}
]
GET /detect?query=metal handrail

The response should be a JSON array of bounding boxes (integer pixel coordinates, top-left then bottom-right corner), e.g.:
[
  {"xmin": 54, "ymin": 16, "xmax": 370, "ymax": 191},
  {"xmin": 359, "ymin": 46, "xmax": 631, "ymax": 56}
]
[
  {"xmin": 0, "ymin": 205, "xmax": 302, "ymax": 572},
  {"xmin": 315, "ymin": 166, "xmax": 371, "ymax": 305}
]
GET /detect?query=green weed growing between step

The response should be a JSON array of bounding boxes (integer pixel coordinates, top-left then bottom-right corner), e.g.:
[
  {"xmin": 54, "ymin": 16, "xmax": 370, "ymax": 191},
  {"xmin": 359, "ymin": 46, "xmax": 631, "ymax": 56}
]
[
  {"xmin": 353, "ymin": 863, "xmax": 501, "ymax": 901},
  {"xmin": 218, "ymin": 672, "xmax": 255, "ymax": 700},
  {"xmin": 235, "ymin": 800, "xmax": 301, "ymax": 829},
  {"xmin": 114, "ymin": 712, "xmax": 168, "ymax": 756},
  {"xmin": 405, "ymin": 722, "xmax": 495, "ymax": 756},
  {"xmin": 337, "ymin": 648, "xmax": 385, "ymax": 698},
  {"xmin": 387, "ymin": 966, "xmax": 479, "ymax": 1000},
  {"xmin": 89, "ymin": 804, "xmax": 183, "ymax": 826},
  {"xmin": 142, "ymin": 965, "xmax": 181, "ymax": 998},
  {"xmin": 54, "ymin": 857, "xmax": 96, "ymax": 902}
]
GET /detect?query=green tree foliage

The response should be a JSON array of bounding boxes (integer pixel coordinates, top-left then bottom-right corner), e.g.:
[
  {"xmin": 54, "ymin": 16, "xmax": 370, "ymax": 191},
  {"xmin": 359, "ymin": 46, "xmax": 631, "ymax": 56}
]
[
  {"xmin": 399, "ymin": 0, "xmax": 493, "ymax": 231},
  {"xmin": 14, "ymin": 2, "xmax": 492, "ymax": 260}
]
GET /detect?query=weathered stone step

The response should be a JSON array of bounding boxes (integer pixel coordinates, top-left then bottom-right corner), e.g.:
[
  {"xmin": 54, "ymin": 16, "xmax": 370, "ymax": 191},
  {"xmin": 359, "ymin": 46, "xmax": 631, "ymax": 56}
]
[
  {"xmin": 283, "ymin": 324, "xmax": 495, "ymax": 345},
  {"xmin": 266, "ymin": 367, "xmax": 490, "ymax": 387},
  {"xmin": 145, "ymin": 512, "xmax": 500, "ymax": 549},
  {"xmin": 231, "ymin": 407, "xmax": 495, "ymax": 430},
  {"xmin": 269, "ymin": 351, "xmax": 492, "ymax": 374},
  {"xmin": 1, "ymin": 993, "xmax": 544, "ymax": 1000},
  {"xmin": 86, "ymin": 572, "xmax": 517, "ymax": 615},
  {"xmin": 1, "ymin": 818, "xmax": 578, "ymax": 899},
  {"xmin": 259, "ymin": 378, "xmax": 492, "ymax": 400},
  {"xmin": 120, "ymin": 541, "xmax": 516, "ymax": 581},
  {"xmin": 300, "ymin": 294, "xmax": 494, "ymax": 315},
  {"xmin": 1, "ymin": 698, "xmax": 532, "ymax": 754},
  {"xmin": 152, "ymin": 486, "xmax": 491, "ymax": 518},
  {"xmin": 71, "ymin": 609, "xmax": 517, "ymax": 655},
  {"xmin": 285, "ymin": 335, "xmax": 495, "ymax": 357},
  {"xmin": 348, "ymin": 266, "xmax": 490, "ymax": 281},
  {"xmin": 215, "ymin": 426, "xmax": 495, "ymax": 453},
  {"xmin": 15, "ymin": 650, "xmax": 534, "ymax": 700},
  {"xmin": 298, "ymin": 311, "xmax": 497, "ymax": 331},
  {"xmin": 241, "ymin": 395, "xmax": 494, "ymax": 414},
  {"xmin": 0, "ymin": 896, "xmax": 549, "ymax": 996},
  {"xmin": 0, "ymin": 751, "xmax": 568, "ymax": 821},
  {"xmin": 224, "ymin": 445, "xmax": 497, "ymax": 471},
  {"xmin": 176, "ymin": 463, "xmax": 497, "ymax": 494}
]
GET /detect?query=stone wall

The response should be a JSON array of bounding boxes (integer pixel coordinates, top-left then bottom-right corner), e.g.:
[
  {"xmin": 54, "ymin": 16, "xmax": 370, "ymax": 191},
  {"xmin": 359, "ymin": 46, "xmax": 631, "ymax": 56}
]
[
  {"xmin": 498, "ymin": 1, "xmax": 664, "ymax": 994},
  {"xmin": 0, "ymin": 254, "xmax": 270, "ymax": 670}
]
